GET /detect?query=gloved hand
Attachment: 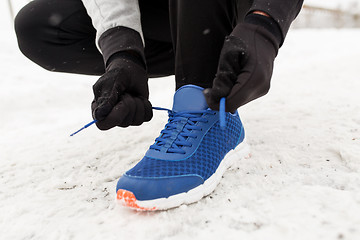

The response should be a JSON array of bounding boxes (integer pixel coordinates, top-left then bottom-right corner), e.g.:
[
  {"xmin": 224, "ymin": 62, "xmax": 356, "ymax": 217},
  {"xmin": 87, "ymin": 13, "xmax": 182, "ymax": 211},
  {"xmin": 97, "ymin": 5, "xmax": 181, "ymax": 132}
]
[
  {"xmin": 204, "ymin": 22, "xmax": 279, "ymax": 112},
  {"xmin": 91, "ymin": 52, "xmax": 152, "ymax": 130}
]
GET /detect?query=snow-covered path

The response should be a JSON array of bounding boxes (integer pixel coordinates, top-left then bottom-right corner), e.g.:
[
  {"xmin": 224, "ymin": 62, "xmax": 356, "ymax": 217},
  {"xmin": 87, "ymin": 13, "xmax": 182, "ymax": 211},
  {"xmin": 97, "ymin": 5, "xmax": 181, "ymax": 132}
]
[{"xmin": 1, "ymin": 8, "xmax": 360, "ymax": 240}]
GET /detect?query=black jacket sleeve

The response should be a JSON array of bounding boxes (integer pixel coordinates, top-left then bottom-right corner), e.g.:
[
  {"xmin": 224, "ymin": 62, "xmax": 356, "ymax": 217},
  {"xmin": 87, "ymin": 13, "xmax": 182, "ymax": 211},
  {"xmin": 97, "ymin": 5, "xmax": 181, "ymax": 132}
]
[{"xmin": 249, "ymin": 0, "xmax": 304, "ymax": 39}]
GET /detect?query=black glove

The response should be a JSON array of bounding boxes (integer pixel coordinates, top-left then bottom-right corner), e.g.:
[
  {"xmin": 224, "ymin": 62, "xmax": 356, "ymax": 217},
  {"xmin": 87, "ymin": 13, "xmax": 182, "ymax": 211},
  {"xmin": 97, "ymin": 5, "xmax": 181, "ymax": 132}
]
[
  {"xmin": 204, "ymin": 20, "xmax": 280, "ymax": 112},
  {"xmin": 92, "ymin": 52, "xmax": 152, "ymax": 130},
  {"xmin": 92, "ymin": 27, "xmax": 152, "ymax": 130}
]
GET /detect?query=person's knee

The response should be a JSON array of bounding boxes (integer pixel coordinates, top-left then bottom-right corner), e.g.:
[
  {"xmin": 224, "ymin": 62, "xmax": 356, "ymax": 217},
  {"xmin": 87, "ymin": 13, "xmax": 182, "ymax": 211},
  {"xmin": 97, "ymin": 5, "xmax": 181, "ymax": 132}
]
[
  {"xmin": 15, "ymin": 2, "xmax": 60, "ymax": 71},
  {"xmin": 15, "ymin": 2, "xmax": 39, "ymax": 55}
]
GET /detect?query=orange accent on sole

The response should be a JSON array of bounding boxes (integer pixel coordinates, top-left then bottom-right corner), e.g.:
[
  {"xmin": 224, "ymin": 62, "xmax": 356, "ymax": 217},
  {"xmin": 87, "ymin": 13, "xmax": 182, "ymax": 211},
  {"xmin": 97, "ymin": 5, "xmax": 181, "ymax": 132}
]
[{"xmin": 117, "ymin": 189, "xmax": 156, "ymax": 211}]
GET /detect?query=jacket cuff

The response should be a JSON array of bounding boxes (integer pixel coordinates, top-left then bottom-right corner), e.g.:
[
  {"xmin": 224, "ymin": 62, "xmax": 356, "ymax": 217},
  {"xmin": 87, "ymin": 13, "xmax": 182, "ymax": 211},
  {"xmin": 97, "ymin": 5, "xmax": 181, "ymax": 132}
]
[
  {"xmin": 245, "ymin": 13, "xmax": 283, "ymax": 47},
  {"xmin": 98, "ymin": 26, "xmax": 146, "ymax": 68},
  {"xmin": 248, "ymin": 0, "xmax": 304, "ymax": 41}
]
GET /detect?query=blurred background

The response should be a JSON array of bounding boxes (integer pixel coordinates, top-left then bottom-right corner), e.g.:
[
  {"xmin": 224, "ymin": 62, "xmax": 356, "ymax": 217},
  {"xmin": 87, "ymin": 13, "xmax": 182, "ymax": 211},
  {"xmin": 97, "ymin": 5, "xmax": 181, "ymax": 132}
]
[{"xmin": 294, "ymin": 0, "xmax": 360, "ymax": 28}]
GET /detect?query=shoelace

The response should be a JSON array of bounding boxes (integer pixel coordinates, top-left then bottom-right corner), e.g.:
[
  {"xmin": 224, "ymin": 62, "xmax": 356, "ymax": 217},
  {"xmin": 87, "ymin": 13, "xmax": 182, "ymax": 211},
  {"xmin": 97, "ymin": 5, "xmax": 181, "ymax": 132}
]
[
  {"xmin": 70, "ymin": 98, "xmax": 226, "ymax": 137},
  {"xmin": 149, "ymin": 108, "xmax": 215, "ymax": 154}
]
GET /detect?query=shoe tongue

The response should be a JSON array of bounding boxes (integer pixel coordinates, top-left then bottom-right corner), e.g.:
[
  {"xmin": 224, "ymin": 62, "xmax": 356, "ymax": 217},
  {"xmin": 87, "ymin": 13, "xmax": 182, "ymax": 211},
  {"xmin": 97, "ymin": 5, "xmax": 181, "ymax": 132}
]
[{"xmin": 172, "ymin": 85, "xmax": 208, "ymax": 112}]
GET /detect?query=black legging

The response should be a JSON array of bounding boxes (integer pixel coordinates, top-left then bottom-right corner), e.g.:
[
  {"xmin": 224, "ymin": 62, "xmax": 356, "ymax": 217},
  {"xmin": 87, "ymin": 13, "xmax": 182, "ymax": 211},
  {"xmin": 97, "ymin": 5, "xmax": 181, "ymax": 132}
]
[{"xmin": 15, "ymin": 0, "xmax": 252, "ymax": 89}]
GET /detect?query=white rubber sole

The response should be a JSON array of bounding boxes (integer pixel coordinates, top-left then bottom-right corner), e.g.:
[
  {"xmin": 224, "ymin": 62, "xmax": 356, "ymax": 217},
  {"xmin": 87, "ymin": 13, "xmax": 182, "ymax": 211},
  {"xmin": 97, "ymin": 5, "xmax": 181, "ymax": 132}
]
[{"xmin": 116, "ymin": 139, "xmax": 251, "ymax": 211}]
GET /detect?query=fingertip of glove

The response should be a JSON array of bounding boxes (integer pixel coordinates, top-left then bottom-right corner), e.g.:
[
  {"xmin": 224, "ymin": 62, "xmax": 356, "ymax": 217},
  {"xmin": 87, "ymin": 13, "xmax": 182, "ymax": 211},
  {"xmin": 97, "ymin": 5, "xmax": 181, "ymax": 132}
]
[
  {"xmin": 203, "ymin": 89, "xmax": 219, "ymax": 111},
  {"xmin": 92, "ymin": 107, "xmax": 106, "ymax": 122},
  {"xmin": 203, "ymin": 88, "xmax": 215, "ymax": 102},
  {"xmin": 144, "ymin": 100, "xmax": 153, "ymax": 122},
  {"xmin": 203, "ymin": 88, "xmax": 211, "ymax": 96},
  {"xmin": 95, "ymin": 121, "xmax": 110, "ymax": 131}
]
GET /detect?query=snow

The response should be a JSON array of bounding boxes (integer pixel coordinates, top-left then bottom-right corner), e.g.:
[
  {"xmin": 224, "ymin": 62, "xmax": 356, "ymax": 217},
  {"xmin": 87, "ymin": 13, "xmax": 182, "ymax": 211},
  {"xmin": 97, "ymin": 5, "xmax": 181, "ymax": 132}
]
[{"xmin": 1, "ymin": 2, "xmax": 360, "ymax": 240}]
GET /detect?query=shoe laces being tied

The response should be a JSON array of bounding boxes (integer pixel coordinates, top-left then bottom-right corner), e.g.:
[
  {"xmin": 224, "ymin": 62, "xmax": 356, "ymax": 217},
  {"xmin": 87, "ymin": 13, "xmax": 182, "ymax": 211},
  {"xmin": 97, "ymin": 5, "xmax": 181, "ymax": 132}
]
[
  {"xmin": 69, "ymin": 95, "xmax": 227, "ymax": 141},
  {"xmin": 150, "ymin": 98, "xmax": 226, "ymax": 154}
]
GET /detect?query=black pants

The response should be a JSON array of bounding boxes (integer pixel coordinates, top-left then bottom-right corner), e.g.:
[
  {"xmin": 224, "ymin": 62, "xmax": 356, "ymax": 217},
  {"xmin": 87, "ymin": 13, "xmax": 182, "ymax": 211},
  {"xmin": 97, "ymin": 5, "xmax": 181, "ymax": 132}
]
[{"xmin": 15, "ymin": 0, "xmax": 252, "ymax": 89}]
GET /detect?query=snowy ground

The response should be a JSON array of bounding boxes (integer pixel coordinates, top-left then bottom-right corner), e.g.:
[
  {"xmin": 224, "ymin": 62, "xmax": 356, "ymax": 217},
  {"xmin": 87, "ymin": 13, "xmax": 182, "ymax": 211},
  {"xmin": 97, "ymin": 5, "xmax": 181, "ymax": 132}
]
[{"xmin": 1, "ymin": 5, "xmax": 360, "ymax": 240}]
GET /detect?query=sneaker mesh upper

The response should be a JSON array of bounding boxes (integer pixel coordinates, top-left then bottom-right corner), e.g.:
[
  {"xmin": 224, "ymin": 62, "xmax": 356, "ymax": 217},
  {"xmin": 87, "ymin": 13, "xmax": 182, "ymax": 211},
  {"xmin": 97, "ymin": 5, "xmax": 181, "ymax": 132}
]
[{"xmin": 125, "ymin": 113, "xmax": 242, "ymax": 180}]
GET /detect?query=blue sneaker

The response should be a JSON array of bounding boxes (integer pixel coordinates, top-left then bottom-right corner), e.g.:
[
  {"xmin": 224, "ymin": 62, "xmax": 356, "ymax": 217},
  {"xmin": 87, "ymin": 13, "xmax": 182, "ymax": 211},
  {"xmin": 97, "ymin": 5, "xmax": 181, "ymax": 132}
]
[{"xmin": 116, "ymin": 84, "xmax": 250, "ymax": 210}]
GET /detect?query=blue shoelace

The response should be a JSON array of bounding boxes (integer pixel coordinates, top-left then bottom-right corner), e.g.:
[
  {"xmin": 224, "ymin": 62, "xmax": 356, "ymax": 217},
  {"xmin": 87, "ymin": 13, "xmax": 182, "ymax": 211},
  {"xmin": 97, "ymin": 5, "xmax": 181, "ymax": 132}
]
[
  {"xmin": 149, "ymin": 108, "xmax": 216, "ymax": 154},
  {"xmin": 145, "ymin": 97, "xmax": 226, "ymax": 154},
  {"xmin": 70, "ymin": 98, "xmax": 226, "ymax": 137}
]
